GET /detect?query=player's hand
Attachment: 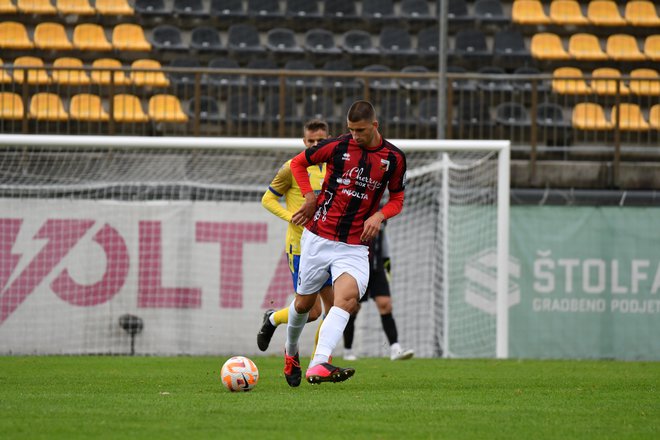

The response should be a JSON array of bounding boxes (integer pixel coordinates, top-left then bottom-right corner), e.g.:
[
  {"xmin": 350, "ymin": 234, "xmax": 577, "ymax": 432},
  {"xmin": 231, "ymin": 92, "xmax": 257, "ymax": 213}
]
[
  {"xmin": 383, "ymin": 258, "xmax": 391, "ymax": 277},
  {"xmin": 292, "ymin": 192, "xmax": 317, "ymax": 226},
  {"xmin": 361, "ymin": 212, "xmax": 385, "ymax": 242}
]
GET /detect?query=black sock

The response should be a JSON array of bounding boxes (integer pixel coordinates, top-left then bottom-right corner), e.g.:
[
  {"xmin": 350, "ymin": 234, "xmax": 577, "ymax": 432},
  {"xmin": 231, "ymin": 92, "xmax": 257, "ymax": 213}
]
[
  {"xmin": 380, "ymin": 313, "xmax": 398, "ymax": 346},
  {"xmin": 343, "ymin": 313, "xmax": 357, "ymax": 349}
]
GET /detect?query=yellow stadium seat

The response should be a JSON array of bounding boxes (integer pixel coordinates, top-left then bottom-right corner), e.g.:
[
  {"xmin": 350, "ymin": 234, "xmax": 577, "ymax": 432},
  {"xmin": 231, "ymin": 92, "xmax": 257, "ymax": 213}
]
[
  {"xmin": 0, "ymin": 92, "xmax": 24, "ymax": 120},
  {"xmin": 95, "ymin": 0, "xmax": 133, "ymax": 15},
  {"xmin": 629, "ymin": 69, "xmax": 660, "ymax": 96},
  {"xmin": 549, "ymin": 0, "xmax": 588, "ymax": 25},
  {"xmin": 649, "ymin": 104, "xmax": 660, "ymax": 130},
  {"xmin": 0, "ymin": 22, "xmax": 33, "ymax": 49},
  {"xmin": 34, "ymin": 22, "xmax": 73, "ymax": 50},
  {"xmin": 149, "ymin": 94, "xmax": 188, "ymax": 123},
  {"xmin": 130, "ymin": 59, "xmax": 170, "ymax": 87},
  {"xmin": 73, "ymin": 23, "xmax": 113, "ymax": 51},
  {"xmin": 56, "ymin": 0, "xmax": 95, "ymax": 15},
  {"xmin": 611, "ymin": 103, "xmax": 649, "ymax": 131},
  {"xmin": 113, "ymin": 94, "xmax": 149, "ymax": 123},
  {"xmin": 625, "ymin": 1, "xmax": 660, "ymax": 27},
  {"xmin": 591, "ymin": 68, "xmax": 630, "ymax": 96},
  {"xmin": 0, "ymin": 59, "xmax": 13, "ymax": 83},
  {"xmin": 13, "ymin": 56, "xmax": 51, "ymax": 85},
  {"xmin": 572, "ymin": 102, "xmax": 613, "ymax": 130},
  {"xmin": 587, "ymin": 0, "xmax": 626, "ymax": 26},
  {"xmin": 530, "ymin": 33, "xmax": 571, "ymax": 60},
  {"xmin": 113, "ymin": 24, "xmax": 151, "ymax": 51},
  {"xmin": 606, "ymin": 34, "xmax": 646, "ymax": 61},
  {"xmin": 512, "ymin": 0, "xmax": 551, "ymax": 25},
  {"xmin": 552, "ymin": 67, "xmax": 592, "ymax": 94},
  {"xmin": 29, "ymin": 93, "xmax": 68, "ymax": 121},
  {"xmin": 90, "ymin": 58, "xmax": 131, "ymax": 86},
  {"xmin": 568, "ymin": 33, "xmax": 608, "ymax": 61},
  {"xmin": 52, "ymin": 57, "xmax": 91, "ymax": 85},
  {"xmin": 17, "ymin": 0, "xmax": 57, "ymax": 14},
  {"xmin": 0, "ymin": 0, "xmax": 17, "ymax": 14},
  {"xmin": 70, "ymin": 93, "xmax": 109, "ymax": 121},
  {"xmin": 644, "ymin": 35, "xmax": 660, "ymax": 62}
]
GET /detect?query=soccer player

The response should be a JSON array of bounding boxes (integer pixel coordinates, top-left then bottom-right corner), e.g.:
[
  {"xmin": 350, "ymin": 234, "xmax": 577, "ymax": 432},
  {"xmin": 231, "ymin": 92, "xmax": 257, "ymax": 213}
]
[
  {"xmin": 257, "ymin": 120, "xmax": 334, "ymax": 360},
  {"xmin": 343, "ymin": 224, "xmax": 414, "ymax": 361},
  {"xmin": 285, "ymin": 100, "xmax": 407, "ymax": 386}
]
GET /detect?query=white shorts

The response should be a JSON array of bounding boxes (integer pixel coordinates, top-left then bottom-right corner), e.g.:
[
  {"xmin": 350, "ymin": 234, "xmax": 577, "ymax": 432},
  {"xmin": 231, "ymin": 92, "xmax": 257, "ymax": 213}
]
[{"xmin": 297, "ymin": 229, "xmax": 370, "ymax": 298}]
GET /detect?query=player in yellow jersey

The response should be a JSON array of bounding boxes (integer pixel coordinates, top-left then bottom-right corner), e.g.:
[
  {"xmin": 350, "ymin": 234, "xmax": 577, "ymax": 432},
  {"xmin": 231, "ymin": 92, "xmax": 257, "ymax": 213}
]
[{"xmin": 257, "ymin": 120, "xmax": 334, "ymax": 364}]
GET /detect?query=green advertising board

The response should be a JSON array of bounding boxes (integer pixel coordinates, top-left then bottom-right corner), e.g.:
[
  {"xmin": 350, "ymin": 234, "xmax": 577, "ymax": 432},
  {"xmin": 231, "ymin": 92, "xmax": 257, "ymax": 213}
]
[{"xmin": 510, "ymin": 206, "xmax": 660, "ymax": 360}]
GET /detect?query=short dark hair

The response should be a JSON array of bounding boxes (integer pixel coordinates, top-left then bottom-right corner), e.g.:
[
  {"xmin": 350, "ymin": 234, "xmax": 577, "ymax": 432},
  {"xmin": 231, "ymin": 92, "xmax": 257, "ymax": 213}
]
[
  {"xmin": 347, "ymin": 100, "xmax": 376, "ymax": 123},
  {"xmin": 304, "ymin": 119, "xmax": 329, "ymax": 133}
]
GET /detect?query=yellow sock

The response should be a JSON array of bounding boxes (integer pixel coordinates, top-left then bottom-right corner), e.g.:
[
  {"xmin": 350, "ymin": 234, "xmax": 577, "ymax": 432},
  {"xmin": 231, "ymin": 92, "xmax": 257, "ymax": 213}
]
[{"xmin": 272, "ymin": 307, "xmax": 289, "ymax": 326}]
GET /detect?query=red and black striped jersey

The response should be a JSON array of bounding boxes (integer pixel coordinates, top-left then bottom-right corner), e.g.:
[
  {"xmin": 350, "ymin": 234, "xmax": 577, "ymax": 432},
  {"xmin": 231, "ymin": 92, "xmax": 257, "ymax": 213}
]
[{"xmin": 291, "ymin": 133, "xmax": 406, "ymax": 245}]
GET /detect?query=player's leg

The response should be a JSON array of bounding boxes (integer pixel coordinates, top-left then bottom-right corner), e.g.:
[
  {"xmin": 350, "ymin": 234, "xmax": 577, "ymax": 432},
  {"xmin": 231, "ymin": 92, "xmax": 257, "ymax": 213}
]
[
  {"xmin": 311, "ymin": 281, "xmax": 333, "ymax": 359},
  {"xmin": 342, "ymin": 301, "xmax": 362, "ymax": 361},
  {"xmin": 373, "ymin": 294, "xmax": 414, "ymax": 361}
]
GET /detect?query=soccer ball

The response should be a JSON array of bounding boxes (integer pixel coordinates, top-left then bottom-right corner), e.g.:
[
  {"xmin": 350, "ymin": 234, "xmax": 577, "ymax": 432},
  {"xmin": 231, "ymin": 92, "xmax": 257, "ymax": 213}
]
[{"xmin": 220, "ymin": 356, "xmax": 259, "ymax": 392}]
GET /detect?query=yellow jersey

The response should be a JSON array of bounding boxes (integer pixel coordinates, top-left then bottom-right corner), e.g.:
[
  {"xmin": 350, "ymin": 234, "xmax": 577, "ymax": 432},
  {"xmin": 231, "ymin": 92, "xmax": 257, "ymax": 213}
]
[{"xmin": 262, "ymin": 160, "xmax": 326, "ymax": 255}]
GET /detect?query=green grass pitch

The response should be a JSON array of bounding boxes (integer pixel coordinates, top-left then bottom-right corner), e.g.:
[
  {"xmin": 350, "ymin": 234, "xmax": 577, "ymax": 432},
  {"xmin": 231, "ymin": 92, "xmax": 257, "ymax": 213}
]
[{"xmin": 0, "ymin": 356, "xmax": 657, "ymax": 439}]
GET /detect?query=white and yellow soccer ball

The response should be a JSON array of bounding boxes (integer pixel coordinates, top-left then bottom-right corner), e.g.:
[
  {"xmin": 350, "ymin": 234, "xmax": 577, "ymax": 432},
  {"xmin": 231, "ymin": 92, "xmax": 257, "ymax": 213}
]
[{"xmin": 220, "ymin": 356, "xmax": 259, "ymax": 392}]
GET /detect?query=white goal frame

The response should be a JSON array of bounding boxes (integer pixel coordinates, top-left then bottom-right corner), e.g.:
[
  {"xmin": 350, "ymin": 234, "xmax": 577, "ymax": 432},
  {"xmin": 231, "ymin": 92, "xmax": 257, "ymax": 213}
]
[{"xmin": 0, "ymin": 135, "xmax": 510, "ymax": 358}]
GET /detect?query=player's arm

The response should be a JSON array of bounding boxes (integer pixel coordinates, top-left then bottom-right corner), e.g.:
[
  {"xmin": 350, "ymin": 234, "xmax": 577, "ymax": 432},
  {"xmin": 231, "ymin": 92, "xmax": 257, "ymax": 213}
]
[
  {"xmin": 261, "ymin": 163, "xmax": 293, "ymax": 223},
  {"xmin": 290, "ymin": 147, "xmax": 328, "ymax": 226},
  {"xmin": 361, "ymin": 191, "xmax": 404, "ymax": 242}
]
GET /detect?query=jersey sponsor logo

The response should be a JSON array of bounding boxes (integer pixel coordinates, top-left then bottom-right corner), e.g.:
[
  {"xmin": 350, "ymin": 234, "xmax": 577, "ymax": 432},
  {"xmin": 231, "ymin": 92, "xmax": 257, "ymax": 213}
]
[
  {"xmin": 342, "ymin": 152, "xmax": 351, "ymax": 161},
  {"xmin": 340, "ymin": 167, "xmax": 382, "ymax": 191},
  {"xmin": 314, "ymin": 190, "xmax": 333, "ymax": 222},
  {"xmin": 341, "ymin": 188, "xmax": 369, "ymax": 199}
]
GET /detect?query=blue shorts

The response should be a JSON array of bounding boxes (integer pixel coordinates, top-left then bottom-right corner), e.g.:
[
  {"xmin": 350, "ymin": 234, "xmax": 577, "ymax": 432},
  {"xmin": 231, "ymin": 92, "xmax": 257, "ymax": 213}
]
[{"xmin": 288, "ymin": 253, "xmax": 332, "ymax": 292}]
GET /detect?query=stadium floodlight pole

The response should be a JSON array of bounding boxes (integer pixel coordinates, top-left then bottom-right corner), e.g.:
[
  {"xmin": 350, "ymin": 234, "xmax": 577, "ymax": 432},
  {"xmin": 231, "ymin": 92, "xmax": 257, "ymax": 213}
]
[{"xmin": 437, "ymin": 0, "xmax": 448, "ymax": 139}]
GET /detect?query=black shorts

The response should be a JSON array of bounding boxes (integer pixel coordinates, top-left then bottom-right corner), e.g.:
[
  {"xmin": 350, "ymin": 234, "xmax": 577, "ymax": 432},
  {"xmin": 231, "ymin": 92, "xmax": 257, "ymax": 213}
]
[{"xmin": 360, "ymin": 266, "xmax": 391, "ymax": 302}]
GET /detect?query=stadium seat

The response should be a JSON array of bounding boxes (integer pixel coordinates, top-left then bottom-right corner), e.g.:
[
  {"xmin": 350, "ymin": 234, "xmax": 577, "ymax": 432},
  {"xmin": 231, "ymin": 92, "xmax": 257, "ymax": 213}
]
[
  {"xmin": 552, "ymin": 67, "xmax": 592, "ymax": 95},
  {"xmin": 477, "ymin": 66, "xmax": 515, "ymax": 92},
  {"xmin": 207, "ymin": 57, "xmax": 245, "ymax": 88},
  {"xmin": 210, "ymin": 0, "xmax": 245, "ymax": 20},
  {"xmin": 568, "ymin": 33, "xmax": 608, "ymax": 61},
  {"xmin": 341, "ymin": 29, "xmax": 379, "ymax": 57},
  {"xmin": 379, "ymin": 26, "xmax": 415, "ymax": 60},
  {"xmin": 148, "ymin": 94, "xmax": 188, "ymax": 123},
  {"xmin": 283, "ymin": 59, "xmax": 321, "ymax": 91},
  {"xmin": 448, "ymin": 0, "xmax": 473, "ymax": 24},
  {"xmin": 302, "ymin": 94, "xmax": 337, "ymax": 125},
  {"xmin": 13, "ymin": 56, "xmax": 51, "ymax": 85},
  {"xmin": 530, "ymin": 33, "xmax": 571, "ymax": 60},
  {"xmin": 0, "ymin": 22, "xmax": 33, "ymax": 49},
  {"xmin": 150, "ymin": 25, "xmax": 187, "ymax": 51},
  {"xmin": 611, "ymin": 103, "xmax": 649, "ymax": 131},
  {"xmin": 95, "ymin": 0, "xmax": 133, "ymax": 15},
  {"xmin": 34, "ymin": 22, "xmax": 73, "ymax": 50},
  {"xmin": 113, "ymin": 24, "xmax": 151, "ymax": 51},
  {"xmin": 90, "ymin": 58, "xmax": 130, "ymax": 86},
  {"xmin": 536, "ymin": 102, "xmax": 569, "ymax": 129},
  {"xmin": 452, "ymin": 28, "xmax": 490, "ymax": 61},
  {"xmin": 606, "ymin": 34, "xmax": 646, "ymax": 61},
  {"xmin": 0, "ymin": 0, "xmax": 17, "ymax": 14},
  {"xmin": 591, "ymin": 67, "xmax": 630, "ymax": 96},
  {"xmin": 0, "ymin": 59, "xmax": 12, "ymax": 83},
  {"xmin": 113, "ymin": 94, "xmax": 149, "ymax": 123},
  {"xmin": 644, "ymin": 35, "xmax": 660, "ymax": 62},
  {"xmin": 52, "ymin": 57, "xmax": 91, "ymax": 85},
  {"xmin": 400, "ymin": 0, "xmax": 435, "ymax": 25},
  {"xmin": 186, "ymin": 96, "xmax": 222, "ymax": 122},
  {"xmin": 572, "ymin": 102, "xmax": 612, "ymax": 130},
  {"xmin": 322, "ymin": 59, "xmax": 361, "ymax": 94},
  {"xmin": 173, "ymin": 0, "xmax": 207, "ymax": 18},
  {"xmin": 493, "ymin": 28, "xmax": 531, "ymax": 65},
  {"xmin": 266, "ymin": 27, "xmax": 304, "ymax": 56},
  {"xmin": 361, "ymin": 64, "xmax": 399, "ymax": 91},
  {"xmin": 69, "ymin": 93, "xmax": 109, "ymax": 121},
  {"xmin": 304, "ymin": 28, "xmax": 342, "ymax": 56},
  {"xmin": 226, "ymin": 94, "xmax": 262, "ymax": 124},
  {"xmin": 17, "ymin": 0, "xmax": 56, "ymax": 14},
  {"xmin": 418, "ymin": 96, "xmax": 438, "ymax": 127},
  {"xmin": 587, "ymin": 0, "xmax": 626, "ymax": 26},
  {"xmin": 513, "ymin": 65, "xmax": 550, "ymax": 93},
  {"xmin": 29, "ymin": 93, "xmax": 68, "ymax": 121},
  {"xmin": 495, "ymin": 102, "xmax": 530, "ymax": 127},
  {"xmin": 447, "ymin": 65, "xmax": 477, "ymax": 92},
  {"xmin": 286, "ymin": 0, "xmax": 322, "ymax": 22},
  {"xmin": 417, "ymin": 26, "xmax": 439, "ymax": 59},
  {"xmin": 362, "ymin": 0, "xmax": 396, "ymax": 23},
  {"xmin": 134, "ymin": 0, "xmax": 167, "ymax": 17},
  {"xmin": 649, "ymin": 104, "xmax": 660, "ymax": 130},
  {"xmin": 512, "ymin": 0, "xmax": 551, "ymax": 25},
  {"xmin": 549, "ymin": 0, "xmax": 589, "ymax": 25},
  {"xmin": 263, "ymin": 93, "xmax": 298, "ymax": 126},
  {"xmin": 73, "ymin": 24, "xmax": 112, "ymax": 51},
  {"xmin": 378, "ymin": 95, "xmax": 415, "ymax": 127},
  {"xmin": 474, "ymin": 0, "xmax": 509, "ymax": 24},
  {"xmin": 130, "ymin": 59, "xmax": 169, "ymax": 87},
  {"xmin": 227, "ymin": 24, "xmax": 266, "ymax": 58},
  {"xmin": 56, "ymin": 0, "xmax": 95, "ymax": 15},
  {"xmin": 625, "ymin": 1, "xmax": 660, "ymax": 27},
  {"xmin": 0, "ymin": 92, "xmax": 24, "ymax": 119},
  {"xmin": 190, "ymin": 26, "xmax": 224, "ymax": 52},
  {"xmin": 455, "ymin": 96, "xmax": 493, "ymax": 127},
  {"xmin": 629, "ymin": 68, "xmax": 660, "ymax": 96},
  {"xmin": 323, "ymin": 0, "xmax": 359, "ymax": 21},
  {"xmin": 247, "ymin": 0, "xmax": 284, "ymax": 21},
  {"xmin": 168, "ymin": 58, "xmax": 204, "ymax": 88},
  {"xmin": 246, "ymin": 58, "xmax": 278, "ymax": 87},
  {"xmin": 399, "ymin": 65, "xmax": 436, "ymax": 92}
]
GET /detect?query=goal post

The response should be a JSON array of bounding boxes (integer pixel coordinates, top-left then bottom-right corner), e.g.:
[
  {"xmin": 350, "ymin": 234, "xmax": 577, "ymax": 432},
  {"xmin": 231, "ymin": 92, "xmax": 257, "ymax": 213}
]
[{"xmin": 0, "ymin": 135, "xmax": 509, "ymax": 358}]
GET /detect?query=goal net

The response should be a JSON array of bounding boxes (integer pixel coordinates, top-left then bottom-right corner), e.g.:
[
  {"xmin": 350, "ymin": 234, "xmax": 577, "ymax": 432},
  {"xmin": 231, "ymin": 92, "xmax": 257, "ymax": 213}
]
[{"xmin": 0, "ymin": 135, "xmax": 509, "ymax": 358}]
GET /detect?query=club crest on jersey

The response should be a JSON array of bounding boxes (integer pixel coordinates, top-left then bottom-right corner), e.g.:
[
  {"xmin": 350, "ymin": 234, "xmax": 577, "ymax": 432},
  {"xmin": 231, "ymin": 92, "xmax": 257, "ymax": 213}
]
[
  {"xmin": 342, "ymin": 152, "xmax": 351, "ymax": 161},
  {"xmin": 380, "ymin": 159, "xmax": 390, "ymax": 171}
]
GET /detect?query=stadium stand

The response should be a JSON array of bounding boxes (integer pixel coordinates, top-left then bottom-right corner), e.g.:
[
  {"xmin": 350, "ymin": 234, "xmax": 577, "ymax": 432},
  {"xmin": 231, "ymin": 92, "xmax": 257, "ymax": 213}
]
[
  {"xmin": 52, "ymin": 57, "xmax": 91, "ymax": 86},
  {"xmin": 586, "ymin": 0, "xmax": 627, "ymax": 26},
  {"xmin": 17, "ymin": 0, "xmax": 56, "ymax": 14},
  {"xmin": 90, "ymin": 58, "xmax": 130, "ymax": 86},
  {"xmin": 29, "ymin": 92, "xmax": 68, "ymax": 121},
  {"xmin": 95, "ymin": 0, "xmax": 134, "ymax": 15},
  {"xmin": 73, "ymin": 23, "xmax": 113, "ymax": 51},
  {"xmin": 113, "ymin": 24, "xmax": 152, "ymax": 51},
  {"xmin": 33, "ymin": 22, "xmax": 73, "ymax": 51},
  {"xmin": 134, "ymin": 0, "xmax": 167, "ymax": 17},
  {"xmin": 190, "ymin": 26, "xmax": 224, "ymax": 53},
  {"xmin": 474, "ymin": 0, "xmax": 509, "ymax": 24},
  {"xmin": 130, "ymin": 59, "xmax": 170, "ymax": 87},
  {"xmin": 606, "ymin": 34, "xmax": 647, "ymax": 61},
  {"xmin": 572, "ymin": 102, "xmax": 613, "ymax": 130},
  {"xmin": 612, "ymin": 103, "xmax": 650, "ymax": 131},
  {"xmin": 173, "ymin": 0, "xmax": 207, "ymax": 18},
  {"xmin": 0, "ymin": 21, "xmax": 33, "ymax": 49},
  {"xmin": 0, "ymin": 91, "xmax": 23, "ymax": 119},
  {"xmin": 549, "ymin": 0, "xmax": 588, "ymax": 25},
  {"xmin": 568, "ymin": 33, "xmax": 608, "ymax": 61},
  {"xmin": 13, "ymin": 56, "xmax": 51, "ymax": 85},
  {"xmin": 69, "ymin": 93, "xmax": 110, "ymax": 121},
  {"xmin": 625, "ymin": 0, "xmax": 660, "ymax": 27},
  {"xmin": 629, "ymin": 68, "xmax": 660, "ymax": 96},
  {"xmin": 530, "ymin": 32, "xmax": 571, "ymax": 60},
  {"xmin": 512, "ymin": 0, "xmax": 551, "ymax": 25},
  {"xmin": 150, "ymin": 25, "xmax": 187, "ymax": 51},
  {"xmin": 148, "ymin": 94, "xmax": 188, "ymax": 123},
  {"xmin": 644, "ymin": 35, "xmax": 660, "ymax": 62},
  {"xmin": 113, "ymin": 94, "xmax": 149, "ymax": 123},
  {"xmin": 0, "ymin": 0, "xmax": 17, "ymax": 14},
  {"xmin": 57, "ymin": 0, "xmax": 96, "ymax": 15}
]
